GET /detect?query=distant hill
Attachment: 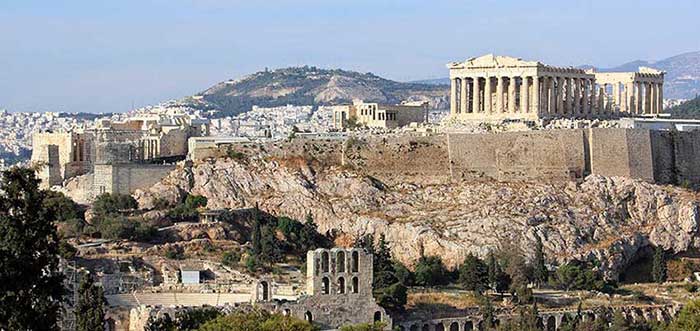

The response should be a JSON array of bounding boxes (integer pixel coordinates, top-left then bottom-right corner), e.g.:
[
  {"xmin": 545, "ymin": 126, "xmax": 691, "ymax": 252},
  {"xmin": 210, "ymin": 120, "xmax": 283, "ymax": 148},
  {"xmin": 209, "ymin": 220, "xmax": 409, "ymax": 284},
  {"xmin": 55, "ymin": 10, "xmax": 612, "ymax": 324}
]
[
  {"xmin": 668, "ymin": 95, "xmax": 700, "ymax": 118},
  {"xmin": 180, "ymin": 66, "xmax": 449, "ymax": 118},
  {"xmin": 410, "ymin": 51, "xmax": 700, "ymax": 100}
]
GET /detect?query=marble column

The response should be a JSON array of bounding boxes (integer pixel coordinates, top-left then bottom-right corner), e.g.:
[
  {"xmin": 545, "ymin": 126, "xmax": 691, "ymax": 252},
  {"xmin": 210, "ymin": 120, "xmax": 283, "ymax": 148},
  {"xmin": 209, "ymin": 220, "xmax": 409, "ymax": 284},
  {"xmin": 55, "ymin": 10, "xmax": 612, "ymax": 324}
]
[
  {"xmin": 508, "ymin": 77, "xmax": 517, "ymax": 113},
  {"xmin": 521, "ymin": 76, "xmax": 530, "ymax": 113},
  {"xmin": 626, "ymin": 82, "xmax": 635, "ymax": 114},
  {"xmin": 484, "ymin": 77, "xmax": 492, "ymax": 113},
  {"xmin": 643, "ymin": 82, "xmax": 651, "ymax": 114},
  {"xmin": 556, "ymin": 77, "xmax": 565, "ymax": 115},
  {"xmin": 496, "ymin": 76, "xmax": 504, "ymax": 113},
  {"xmin": 460, "ymin": 78, "xmax": 468, "ymax": 113},
  {"xmin": 532, "ymin": 76, "xmax": 540, "ymax": 114},
  {"xmin": 657, "ymin": 83, "xmax": 664, "ymax": 114},
  {"xmin": 636, "ymin": 82, "xmax": 643, "ymax": 115},
  {"xmin": 598, "ymin": 86, "xmax": 605, "ymax": 113},
  {"xmin": 547, "ymin": 77, "xmax": 555, "ymax": 115},
  {"xmin": 583, "ymin": 79, "xmax": 591, "ymax": 115},
  {"xmin": 472, "ymin": 77, "xmax": 481, "ymax": 113},
  {"xmin": 591, "ymin": 82, "xmax": 598, "ymax": 114},
  {"xmin": 566, "ymin": 78, "xmax": 574, "ymax": 115},
  {"xmin": 573, "ymin": 78, "xmax": 581, "ymax": 115},
  {"xmin": 450, "ymin": 78, "xmax": 457, "ymax": 115},
  {"xmin": 650, "ymin": 82, "xmax": 658, "ymax": 114},
  {"xmin": 612, "ymin": 83, "xmax": 620, "ymax": 113}
]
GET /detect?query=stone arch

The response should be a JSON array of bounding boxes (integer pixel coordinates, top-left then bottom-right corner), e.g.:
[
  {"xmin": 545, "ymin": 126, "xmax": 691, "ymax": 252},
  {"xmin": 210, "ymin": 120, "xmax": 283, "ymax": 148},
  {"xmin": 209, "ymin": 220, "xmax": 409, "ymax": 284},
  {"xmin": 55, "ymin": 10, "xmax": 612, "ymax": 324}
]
[
  {"xmin": 351, "ymin": 276, "xmax": 359, "ymax": 293},
  {"xmin": 546, "ymin": 316, "xmax": 555, "ymax": 331},
  {"xmin": 338, "ymin": 277, "xmax": 346, "ymax": 294},
  {"xmin": 322, "ymin": 276, "xmax": 330, "ymax": 294},
  {"xmin": 436, "ymin": 322, "xmax": 445, "ymax": 331},
  {"xmin": 374, "ymin": 311, "xmax": 382, "ymax": 322},
  {"xmin": 476, "ymin": 320, "xmax": 483, "ymax": 331},
  {"xmin": 449, "ymin": 321, "xmax": 459, "ymax": 331},
  {"xmin": 536, "ymin": 317, "xmax": 544, "ymax": 329},
  {"xmin": 422, "ymin": 324, "xmax": 430, "ymax": 331},
  {"xmin": 260, "ymin": 281, "xmax": 269, "ymax": 301},
  {"xmin": 283, "ymin": 309, "xmax": 291, "ymax": 316},
  {"xmin": 321, "ymin": 251, "xmax": 330, "ymax": 273},
  {"xmin": 305, "ymin": 311, "xmax": 313, "ymax": 323},
  {"xmin": 410, "ymin": 325, "xmax": 419, "ymax": 331},
  {"xmin": 351, "ymin": 251, "xmax": 359, "ymax": 272},
  {"xmin": 398, "ymin": 327, "xmax": 405, "ymax": 331},
  {"xmin": 464, "ymin": 320, "xmax": 473, "ymax": 330},
  {"xmin": 337, "ymin": 251, "xmax": 346, "ymax": 273}
]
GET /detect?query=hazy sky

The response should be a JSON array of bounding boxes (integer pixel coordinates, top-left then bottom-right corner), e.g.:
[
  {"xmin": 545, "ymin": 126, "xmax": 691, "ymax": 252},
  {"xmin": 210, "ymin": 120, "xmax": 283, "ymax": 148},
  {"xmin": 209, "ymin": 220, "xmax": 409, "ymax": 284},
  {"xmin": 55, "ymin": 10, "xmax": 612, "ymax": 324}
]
[{"xmin": 1, "ymin": 0, "xmax": 699, "ymax": 113}]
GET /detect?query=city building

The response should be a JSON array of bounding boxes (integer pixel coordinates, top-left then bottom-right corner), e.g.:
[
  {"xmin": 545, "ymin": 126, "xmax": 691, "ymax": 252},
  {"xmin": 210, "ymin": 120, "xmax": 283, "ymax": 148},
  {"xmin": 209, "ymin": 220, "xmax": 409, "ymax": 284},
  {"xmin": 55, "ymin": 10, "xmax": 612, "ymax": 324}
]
[
  {"xmin": 447, "ymin": 54, "xmax": 665, "ymax": 121},
  {"xmin": 333, "ymin": 100, "xmax": 428, "ymax": 129}
]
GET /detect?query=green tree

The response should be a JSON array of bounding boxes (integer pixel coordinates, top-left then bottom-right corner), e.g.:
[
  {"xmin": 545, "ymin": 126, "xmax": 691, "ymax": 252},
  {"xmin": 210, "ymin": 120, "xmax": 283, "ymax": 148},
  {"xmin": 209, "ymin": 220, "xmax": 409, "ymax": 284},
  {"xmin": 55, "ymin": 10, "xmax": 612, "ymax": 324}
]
[
  {"xmin": 251, "ymin": 204, "xmax": 263, "ymax": 256},
  {"xmin": 197, "ymin": 310, "xmax": 316, "ymax": 331},
  {"xmin": 76, "ymin": 276, "xmax": 106, "ymax": 331},
  {"xmin": 393, "ymin": 261, "xmax": 414, "ymax": 286},
  {"xmin": 354, "ymin": 234, "xmax": 376, "ymax": 257},
  {"xmin": 221, "ymin": 250, "xmax": 240, "ymax": 267},
  {"xmin": 58, "ymin": 239, "xmax": 78, "ymax": 260},
  {"xmin": 414, "ymin": 255, "xmax": 449, "ymax": 286},
  {"xmin": 652, "ymin": 246, "xmax": 667, "ymax": 284},
  {"xmin": 185, "ymin": 194, "xmax": 208, "ymax": 209},
  {"xmin": 373, "ymin": 234, "xmax": 398, "ymax": 289},
  {"xmin": 479, "ymin": 296, "xmax": 497, "ymax": 330},
  {"xmin": 339, "ymin": 322, "xmax": 386, "ymax": 331},
  {"xmin": 92, "ymin": 193, "xmax": 137, "ymax": 217},
  {"xmin": 0, "ymin": 168, "xmax": 65, "ymax": 330},
  {"xmin": 175, "ymin": 307, "xmax": 221, "ymax": 330},
  {"xmin": 668, "ymin": 299, "xmax": 700, "ymax": 331},
  {"xmin": 43, "ymin": 190, "xmax": 83, "ymax": 222},
  {"xmin": 376, "ymin": 282, "xmax": 407, "ymax": 312},
  {"xmin": 611, "ymin": 310, "xmax": 631, "ymax": 331},
  {"xmin": 533, "ymin": 234, "xmax": 548, "ymax": 287},
  {"xmin": 459, "ymin": 253, "xmax": 488, "ymax": 292}
]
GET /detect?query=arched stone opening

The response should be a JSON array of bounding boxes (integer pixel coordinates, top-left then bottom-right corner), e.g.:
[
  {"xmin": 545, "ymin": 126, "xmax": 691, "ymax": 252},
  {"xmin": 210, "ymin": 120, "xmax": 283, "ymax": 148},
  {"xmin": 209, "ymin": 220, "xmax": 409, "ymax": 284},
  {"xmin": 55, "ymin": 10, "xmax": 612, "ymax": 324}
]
[
  {"xmin": 422, "ymin": 324, "xmax": 430, "ymax": 331},
  {"xmin": 322, "ymin": 277, "xmax": 330, "ymax": 294},
  {"xmin": 436, "ymin": 322, "xmax": 445, "ymax": 331},
  {"xmin": 283, "ymin": 309, "xmax": 291, "ymax": 316},
  {"xmin": 322, "ymin": 251, "xmax": 330, "ymax": 272},
  {"xmin": 410, "ymin": 325, "xmax": 419, "ymax": 331},
  {"xmin": 338, "ymin": 277, "xmax": 346, "ymax": 294},
  {"xmin": 464, "ymin": 320, "xmax": 473, "ymax": 330},
  {"xmin": 351, "ymin": 276, "xmax": 359, "ymax": 293},
  {"xmin": 450, "ymin": 322, "xmax": 459, "ymax": 331},
  {"xmin": 337, "ymin": 251, "xmax": 346, "ymax": 273},
  {"xmin": 260, "ymin": 281, "xmax": 269, "ymax": 301},
  {"xmin": 305, "ymin": 311, "xmax": 313, "ymax": 323},
  {"xmin": 536, "ymin": 317, "xmax": 544, "ymax": 329},
  {"xmin": 546, "ymin": 316, "xmax": 555, "ymax": 331},
  {"xmin": 351, "ymin": 251, "xmax": 359, "ymax": 272},
  {"xmin": 374, "ymin": 311, "xmax": 382, "ymax": 322}
]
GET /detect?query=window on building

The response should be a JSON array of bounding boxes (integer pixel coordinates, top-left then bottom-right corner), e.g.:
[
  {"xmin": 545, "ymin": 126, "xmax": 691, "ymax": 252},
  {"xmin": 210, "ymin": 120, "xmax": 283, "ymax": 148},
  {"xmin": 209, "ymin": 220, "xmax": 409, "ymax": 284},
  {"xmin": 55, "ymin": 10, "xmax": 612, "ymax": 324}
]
[
  {"xmin": 322, "ymin": 277, "xmax": 330, "ymax": 294},
  {"xmin": 351, "ymin": 277, "xmax": 359, "ymax": 294},
  {"xmin": 351, "ymin": 251, "xmax": 359, "ymax": 272},
  {"xmin": 337, "ymin": 251, "xmax": 346, "ymax": 273},
  {"xmin": 338, "ymin": 277, "xmax": 345, "ymax": 294},
  {"xmin": 305, "ymin": 311, "xmax": 313, "ymax": 323},
  {"xmin": 321, "ymin": 251, "xmax": 329, "ymax": 273}
]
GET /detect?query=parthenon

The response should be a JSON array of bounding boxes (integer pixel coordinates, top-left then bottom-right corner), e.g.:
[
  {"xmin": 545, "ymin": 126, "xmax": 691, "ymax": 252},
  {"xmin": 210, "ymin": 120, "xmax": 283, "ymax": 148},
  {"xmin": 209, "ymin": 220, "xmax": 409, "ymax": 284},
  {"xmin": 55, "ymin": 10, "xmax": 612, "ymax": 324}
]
[{"xmin": 447, "ymin": 54, "xmax": 665, "ymax": 121}]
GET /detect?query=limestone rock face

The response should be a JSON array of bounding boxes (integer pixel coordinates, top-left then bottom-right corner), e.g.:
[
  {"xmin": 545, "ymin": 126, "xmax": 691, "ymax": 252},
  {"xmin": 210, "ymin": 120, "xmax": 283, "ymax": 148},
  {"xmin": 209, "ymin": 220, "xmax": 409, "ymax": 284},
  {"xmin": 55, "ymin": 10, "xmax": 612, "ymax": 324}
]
[{"xmin": 136, "ymin": 158, "xmax": 700, "ymax": 279}]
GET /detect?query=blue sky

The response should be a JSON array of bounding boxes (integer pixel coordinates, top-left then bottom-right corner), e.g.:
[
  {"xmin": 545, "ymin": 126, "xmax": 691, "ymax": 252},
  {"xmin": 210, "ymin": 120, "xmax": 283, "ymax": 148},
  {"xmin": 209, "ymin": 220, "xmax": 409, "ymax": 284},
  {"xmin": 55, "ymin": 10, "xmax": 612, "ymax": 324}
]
[{"xmin": 1, "ymin": 0, "xmax": 699, "ymax": 113}]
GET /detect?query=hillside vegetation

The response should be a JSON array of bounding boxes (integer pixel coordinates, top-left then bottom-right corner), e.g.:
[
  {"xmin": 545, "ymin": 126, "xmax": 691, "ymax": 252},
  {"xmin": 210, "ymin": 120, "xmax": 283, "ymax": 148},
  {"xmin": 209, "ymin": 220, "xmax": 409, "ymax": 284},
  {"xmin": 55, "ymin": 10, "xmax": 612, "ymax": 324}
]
[{"xmin": 179, "ymin": 66, "xmax": 448, "ymax": 117}]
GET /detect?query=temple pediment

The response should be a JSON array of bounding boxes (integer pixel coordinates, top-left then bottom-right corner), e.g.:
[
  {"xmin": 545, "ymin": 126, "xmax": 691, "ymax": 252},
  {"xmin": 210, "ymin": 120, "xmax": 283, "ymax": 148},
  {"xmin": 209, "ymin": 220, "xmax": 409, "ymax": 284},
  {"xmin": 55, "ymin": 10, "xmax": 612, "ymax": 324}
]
[{"xmin": 448, "ymin": 54, "xmax": 541, "ymax": 69}]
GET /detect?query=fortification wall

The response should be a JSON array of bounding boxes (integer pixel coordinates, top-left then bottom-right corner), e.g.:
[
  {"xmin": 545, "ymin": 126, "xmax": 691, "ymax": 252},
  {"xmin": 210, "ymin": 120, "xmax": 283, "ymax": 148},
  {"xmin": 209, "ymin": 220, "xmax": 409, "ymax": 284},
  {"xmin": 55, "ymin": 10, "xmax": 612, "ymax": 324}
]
[
  {"xmin": 94, "ymin": 164, "xmax": 176, "ymax": 195},
  {"xmin": 448, "ymin": 130, "xmax": 586, "ymax": 182},
  {"xmin": 190, "ymin": 129, "xmax": 700, "ymax": 187},
  {"xmin": 587, "ymin": 128, "xmax": 655, "ymax": 182}
]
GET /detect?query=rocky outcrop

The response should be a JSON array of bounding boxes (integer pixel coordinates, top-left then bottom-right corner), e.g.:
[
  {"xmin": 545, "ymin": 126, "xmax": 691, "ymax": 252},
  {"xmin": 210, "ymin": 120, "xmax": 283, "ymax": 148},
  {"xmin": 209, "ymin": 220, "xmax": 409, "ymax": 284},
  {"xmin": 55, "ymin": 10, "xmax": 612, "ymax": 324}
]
[{"xmin": 135, "ymin": 157, "xmax": 700, "ymax": 279}]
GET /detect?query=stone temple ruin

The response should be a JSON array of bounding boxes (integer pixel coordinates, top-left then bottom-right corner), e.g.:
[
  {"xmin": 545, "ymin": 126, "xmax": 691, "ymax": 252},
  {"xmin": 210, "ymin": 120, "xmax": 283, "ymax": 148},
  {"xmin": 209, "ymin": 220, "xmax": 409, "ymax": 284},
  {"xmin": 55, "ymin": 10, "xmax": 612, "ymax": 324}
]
[
  {"xmin": 447, "ymin": 54, "xmax": 665, "ymax": 121},
  {"xmin": 31, "ymin": 112, "xmax": 209, "ymax": 198}
]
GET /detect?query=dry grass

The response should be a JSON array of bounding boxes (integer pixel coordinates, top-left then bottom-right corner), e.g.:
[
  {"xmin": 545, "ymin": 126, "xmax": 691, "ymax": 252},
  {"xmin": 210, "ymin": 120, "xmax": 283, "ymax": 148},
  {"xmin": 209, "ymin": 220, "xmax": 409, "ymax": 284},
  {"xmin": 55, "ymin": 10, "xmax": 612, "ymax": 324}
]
[{"xmin": 407, "ymin": 290, "xmax": 481, "ymax": 310}]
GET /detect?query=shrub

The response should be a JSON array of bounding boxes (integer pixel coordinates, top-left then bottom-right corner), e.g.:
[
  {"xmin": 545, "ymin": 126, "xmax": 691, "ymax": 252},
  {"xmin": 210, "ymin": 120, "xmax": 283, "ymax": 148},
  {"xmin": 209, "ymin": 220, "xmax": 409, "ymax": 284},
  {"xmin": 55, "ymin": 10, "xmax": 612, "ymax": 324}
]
[
  {"xmin": 185, "ymin": 194, "xmax": 208, "ymax": 209},
  {"xmin": 684, "ymin": 283, "xmax": 698, "ymax": 293},
  {"xmin": 92, "ymin": 193, "xmax": 137, "ymax": 217},
  {"xmin": 221, "ymin": 251, "xmax": 241, "ymax": 267},
  {"xmin": 58, "ymin": 240, "xmax": 77, "ymax": 260},
  {"xmin": 414, "ymin": 255, "xmax": 450, "ymax": 286},
  {"xmin": 339, "ymin": 322, "xmax": 386, "ymax": 331},
  {"xmin": 164, "ymin": 246, "xmax": 185, "ymax": 260}
]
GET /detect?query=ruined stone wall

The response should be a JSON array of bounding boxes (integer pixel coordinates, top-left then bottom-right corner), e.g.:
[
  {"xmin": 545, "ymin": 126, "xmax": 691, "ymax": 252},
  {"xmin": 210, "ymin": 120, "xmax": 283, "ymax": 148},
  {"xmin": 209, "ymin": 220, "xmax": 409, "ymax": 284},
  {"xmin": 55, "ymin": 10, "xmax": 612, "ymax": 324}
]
[
  {"xmin": 192, "ymin": 129, "xmax": 700, "ymax": 187},
  {"xmin": 94, "ymin": 164, "xmax": 175, "ymax": 195},
  {"xmin": 587, "ymin": 128, "xmax": 655, "ymax": 183},
  {"xmin": 344, "ymin": 135, "xmax": 451, "ymax": 184},
  {"xmin": 448, "ymin": 130, "xmax": 586, "ymax": 182},
  {"xmin": 159, "ymin": 128, "xmax": 188, "ymax": 157}
]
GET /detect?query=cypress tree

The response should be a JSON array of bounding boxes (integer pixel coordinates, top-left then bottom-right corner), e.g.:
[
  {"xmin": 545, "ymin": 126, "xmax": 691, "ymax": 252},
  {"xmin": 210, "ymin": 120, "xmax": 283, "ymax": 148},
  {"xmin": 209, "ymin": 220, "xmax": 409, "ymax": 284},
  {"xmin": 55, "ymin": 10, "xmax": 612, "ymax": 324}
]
[
  {"xmin": 652, "ymin": 246, "xmax": 667, "ymax": 284},
  {"xmin": 76, "ymin": 275, "xmax": 106, "ymax": 331},
  {"xmin": 533, "ymin": 234, "xmax": 548, "ymax": 287}
]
